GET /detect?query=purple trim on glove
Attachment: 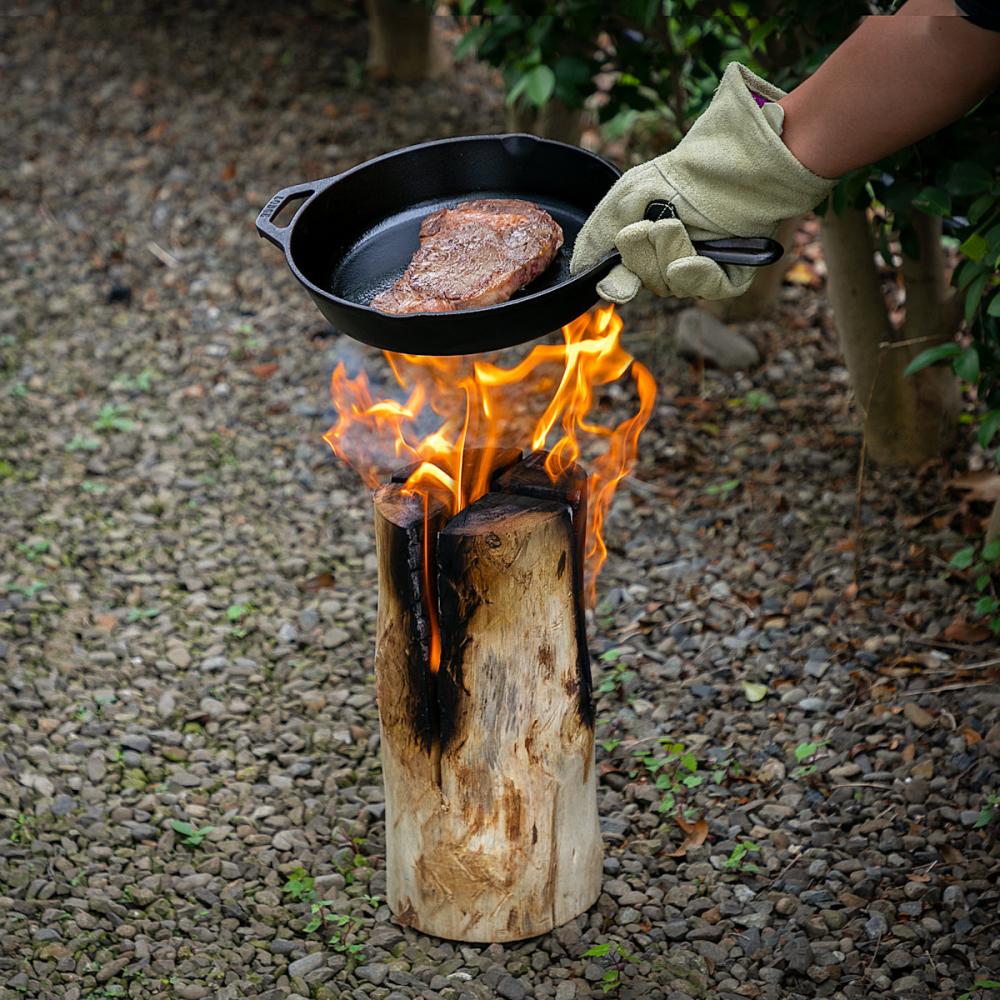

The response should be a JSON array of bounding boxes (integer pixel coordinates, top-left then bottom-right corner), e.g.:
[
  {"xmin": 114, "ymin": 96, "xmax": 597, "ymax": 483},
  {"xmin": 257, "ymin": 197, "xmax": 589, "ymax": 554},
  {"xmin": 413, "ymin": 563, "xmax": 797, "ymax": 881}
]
[{"xmin": 750, "ymin": 91, "xmax": 771, "ymax": 108}]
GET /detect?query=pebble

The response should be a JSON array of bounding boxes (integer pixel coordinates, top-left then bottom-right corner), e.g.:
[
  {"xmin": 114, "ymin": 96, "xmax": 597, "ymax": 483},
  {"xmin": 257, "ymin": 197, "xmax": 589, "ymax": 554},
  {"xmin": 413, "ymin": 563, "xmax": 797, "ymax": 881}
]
[{"xmin": 287, "ymin": 953, "xmax": 325, "ymax": 978}]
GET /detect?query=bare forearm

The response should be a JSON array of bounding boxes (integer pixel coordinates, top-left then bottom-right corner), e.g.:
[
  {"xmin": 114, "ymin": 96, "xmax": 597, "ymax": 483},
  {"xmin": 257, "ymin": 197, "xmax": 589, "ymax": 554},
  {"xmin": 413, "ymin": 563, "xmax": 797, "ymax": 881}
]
[{"xmin": 779, "ymin": 0, "xmax": 1000, "ymax": 178}]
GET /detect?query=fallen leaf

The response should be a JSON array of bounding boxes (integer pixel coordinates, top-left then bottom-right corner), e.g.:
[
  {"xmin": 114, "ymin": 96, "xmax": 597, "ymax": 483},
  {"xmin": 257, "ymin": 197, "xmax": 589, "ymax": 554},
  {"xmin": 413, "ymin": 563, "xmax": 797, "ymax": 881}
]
[
  {"xmin": 250, "ymin": 362, "xmax": 280, "ymax": 380},
  {"xmin": 939, "ymin": 844, "xmax": 965, "ymax": 865},
  {"xmin": 742, "ymin": 680, "xmax": 769, "ymax": 703},
  {"xmin": 907, "ymin": 872, "xmax": 931, "ymax": 883},
  {"xmin": 948, "ymin": 471, "xmax": 1000, "ymax": 503},
  {"xmin": 93, "ymin": 613, "xmax": 118, "ymax": 632},
  {"xmin": 219, "ymin": 162, "xmax": 236, "ymax": 181},
  {"xmin": 299, "ymin": 572, "xmax": 336, "ymax": 592},
  {"xmin": 844, "ymin": 582, "xmax": 859, "ymax": 602},
  {"xmin": 785, "ymin": 260, "xmax": 822, "ymax": 287},
  {"xmin": 668, "ymin": 817, "xmax": 708, "ymax": 857},
  {"xmin": 144, "ymin": 121, "xmax": 167, "ymax": 141},
  {"xmin": 961, "ymin": 726, "xmax": 982, "ymax": 747},
  {"xmin": 942, "ymin": 618, "xmax": 991, "ymax": 643}
]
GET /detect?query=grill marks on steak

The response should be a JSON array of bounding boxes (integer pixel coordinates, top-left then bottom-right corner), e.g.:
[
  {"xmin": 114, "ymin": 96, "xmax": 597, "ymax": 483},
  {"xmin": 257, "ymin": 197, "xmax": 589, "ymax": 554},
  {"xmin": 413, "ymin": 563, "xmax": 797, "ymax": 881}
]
[{"xmin": 370, "ymin": 199, "xmax": 564, "ymax": 314}]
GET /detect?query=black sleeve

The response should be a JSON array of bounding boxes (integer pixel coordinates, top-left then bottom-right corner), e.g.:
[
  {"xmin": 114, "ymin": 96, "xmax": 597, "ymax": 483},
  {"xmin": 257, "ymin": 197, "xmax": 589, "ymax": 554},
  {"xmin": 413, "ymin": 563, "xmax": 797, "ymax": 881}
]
[{"xmin": 955, "ymin": 0, "xmax": 1000, "ymax": 31}]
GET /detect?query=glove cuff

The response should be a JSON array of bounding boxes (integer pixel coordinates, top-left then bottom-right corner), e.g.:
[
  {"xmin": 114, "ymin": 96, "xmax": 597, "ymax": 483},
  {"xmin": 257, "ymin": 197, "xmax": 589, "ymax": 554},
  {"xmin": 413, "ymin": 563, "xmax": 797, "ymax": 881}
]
[{"xmin": 660, "ymin": 62, "xmax": 836, "ymax": 237}]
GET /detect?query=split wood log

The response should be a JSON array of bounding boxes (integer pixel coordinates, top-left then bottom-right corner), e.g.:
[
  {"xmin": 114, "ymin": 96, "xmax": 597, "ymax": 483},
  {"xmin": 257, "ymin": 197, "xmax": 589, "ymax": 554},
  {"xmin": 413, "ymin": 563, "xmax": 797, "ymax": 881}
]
[{"xmin": 372, "ymin": 460, "xmax": 601, "ymax": 942}]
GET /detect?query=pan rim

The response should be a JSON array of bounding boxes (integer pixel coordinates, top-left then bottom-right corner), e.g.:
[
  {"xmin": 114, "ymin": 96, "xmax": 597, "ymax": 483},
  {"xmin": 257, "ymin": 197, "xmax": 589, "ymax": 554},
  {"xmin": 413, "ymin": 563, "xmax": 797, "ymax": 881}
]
[{"xmin": 277, "ymin": 132, "xmax": 622, "ymax": 322}]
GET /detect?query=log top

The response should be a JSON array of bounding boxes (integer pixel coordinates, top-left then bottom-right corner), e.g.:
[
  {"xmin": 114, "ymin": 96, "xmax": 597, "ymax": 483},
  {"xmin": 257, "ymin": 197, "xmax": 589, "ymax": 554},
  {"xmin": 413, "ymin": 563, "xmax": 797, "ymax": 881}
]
[
  {"xmin": 439, "ymin": 492, "xmax": 567, "ymax": 536},
  {"xmin": 373, "ymin": 483, "xmax": 447, "ymax": 529}
]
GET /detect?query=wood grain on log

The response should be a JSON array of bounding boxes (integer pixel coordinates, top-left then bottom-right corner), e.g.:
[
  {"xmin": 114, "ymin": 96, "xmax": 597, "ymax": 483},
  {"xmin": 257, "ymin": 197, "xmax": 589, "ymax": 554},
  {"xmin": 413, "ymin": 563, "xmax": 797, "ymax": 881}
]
[{"xmin": 373, "ymin": 467, "xmax": 601, "ymax": 942}]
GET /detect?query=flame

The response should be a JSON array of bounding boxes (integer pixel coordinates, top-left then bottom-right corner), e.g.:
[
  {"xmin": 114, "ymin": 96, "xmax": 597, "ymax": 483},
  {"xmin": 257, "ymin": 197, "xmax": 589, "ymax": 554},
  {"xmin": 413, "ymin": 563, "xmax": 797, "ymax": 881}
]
[{"xmin": 323, "ymin": 304, "xmax": 655, "ymax": 653}]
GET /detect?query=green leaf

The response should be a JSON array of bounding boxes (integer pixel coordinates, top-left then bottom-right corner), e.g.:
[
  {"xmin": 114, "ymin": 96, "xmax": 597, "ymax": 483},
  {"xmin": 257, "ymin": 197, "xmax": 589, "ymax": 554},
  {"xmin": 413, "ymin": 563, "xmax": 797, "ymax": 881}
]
[
  {"xmin": 979, "ymin": 410, "xmax": 1000, "ymax": 449},
  {"xmin": 960, "ymin": 233, "xmax": 989, "ymax": 262},
  {"xmin": 948, "ymin": 161, "xmax": 993, "ymax": 196},
  {"xmin": 304, "ymin": 915, "xmax": 322, "ymax": 933},
  {"xmin": 742, "ymin": 680, "xmax": 768, "ymax": 703},
  {"xmin": 969, "ymin": 194, "xmax": 996, "ymax": 224},
  {"xmin": 965, "ymin": 272, "xmax": 988, "ymax": 325},
  {"xmin": 794, "ymin": 741, "xmax": 818, "ymax": 763},
  {"xmin": 973, "ymin": 808, "xmax": 994, "ymax": 830},
  {"xmin": 956, "ymin": 346, "xmax": 981, "ymax": 383},
  {"xmin": 988, "ymin": 293, "xmax": 1000, "ymax": 318},
  {"xmin": 950, "ymin": 546, "xmax": 976, "ymax": 570},
  {"xmin": 983, "ymin": 540, "xmax": 1000, "ymax": 562},
  {"xmin": 912, "ymin": 186, "xmax": 951, "ymax": 216},
  {"xmin": 903, "ymin": 342, "xmax": 961, "ymax": 376},
  {"xmin": 584, "ymin": 942, "xmax": 612, "ymax": 958},
  {"xmin": 170, "ymin": 820, "xmax": 195, "ymax": 837},
  {"xmin": 974, "ymin": 596, "xmax": 999, "ymax": 617},
  {"xmin": 508, "ymin": 64, "xmax": 556, "ymax": 107}
]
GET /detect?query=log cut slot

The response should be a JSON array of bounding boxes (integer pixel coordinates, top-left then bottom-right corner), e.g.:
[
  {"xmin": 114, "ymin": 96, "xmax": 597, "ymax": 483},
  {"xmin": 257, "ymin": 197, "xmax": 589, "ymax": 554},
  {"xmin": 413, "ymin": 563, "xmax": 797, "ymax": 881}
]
[{"xmin": 373, "ymin": 453, "xmax": 602, "ymax": 943}]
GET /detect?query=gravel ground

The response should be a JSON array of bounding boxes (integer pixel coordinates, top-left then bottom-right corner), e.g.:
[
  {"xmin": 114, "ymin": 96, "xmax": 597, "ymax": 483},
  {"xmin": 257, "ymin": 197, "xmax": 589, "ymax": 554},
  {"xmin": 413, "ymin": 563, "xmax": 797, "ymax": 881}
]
[{"xmin": 2, "ymin": 5, "xmax": 998, "ymax": 1000}]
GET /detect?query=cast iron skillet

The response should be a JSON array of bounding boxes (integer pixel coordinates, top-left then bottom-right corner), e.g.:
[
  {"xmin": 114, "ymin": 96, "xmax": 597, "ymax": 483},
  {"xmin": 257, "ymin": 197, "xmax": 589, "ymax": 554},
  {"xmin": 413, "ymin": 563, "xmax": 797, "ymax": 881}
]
[{"xmin": 256, "ymin": 134, "xmax": 782, "ymax": 356}]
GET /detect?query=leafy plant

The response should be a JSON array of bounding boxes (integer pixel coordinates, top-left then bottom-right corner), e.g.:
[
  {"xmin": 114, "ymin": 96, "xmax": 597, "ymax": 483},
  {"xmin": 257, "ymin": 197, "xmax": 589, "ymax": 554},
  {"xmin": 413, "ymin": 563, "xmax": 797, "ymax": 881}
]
[
  {"xmin": 792, "ymin": 738, "xmax": 829, "ymax": 778},
  {"xmin": 596, "ymin": 648, "xmax": 635, "ymax": 697},
  {"xmin": 170, "ymin": 819, "xmax": 214, "ymax": 847},
  {"xmin": 974, "ymin": 792, "xmax": 1000, "ymax": 830},
  {"xmin": 66, "ymin": 434, "xmax": 101, "ymax": 452},
  {"xmin": 283, "ymin": 866, "xmax": 315, "ymax": 903},
  {"xmin": 93, "ymin": 403, "xmax": 136, "ymax": 433},
  {"xmin": 17, "ymin": 539, "xmax": 50, "ymax": 561},
  {"xmin": 582, "ymin": 940, "xmax": 638, "ymax": 995},
  {"xmin": 949, "ymin": 540, "xmax": 1000, "ymax": 636},
  {"xmin": 723, "ymin": 839, "xmax": 761, "ymax": 873},
  {"xmin": 705, "ymin": 479, "xmax": 741, "ymax": 497},
  {"xmin": 113, "ymin": 369, "xmax": 155, "ymax": 393},
  {"xmin": 126, "ymin": 606, "xmax": 160, "ymax": 623},
  {"xmin": 630, "ymin": 740, "xmax": 702, "ymax": 816},
  {"xmin": 956, "ymin": 980, "xmax": 1000, "ymax": 1000}
]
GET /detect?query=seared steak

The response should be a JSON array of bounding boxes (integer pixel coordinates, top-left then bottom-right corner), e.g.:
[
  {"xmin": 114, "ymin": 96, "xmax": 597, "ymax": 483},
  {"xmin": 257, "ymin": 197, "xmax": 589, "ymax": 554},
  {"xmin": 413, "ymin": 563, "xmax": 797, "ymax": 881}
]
[{"xmin": 370, "ymin": 199, "xmax": 564, "ymax": 314}]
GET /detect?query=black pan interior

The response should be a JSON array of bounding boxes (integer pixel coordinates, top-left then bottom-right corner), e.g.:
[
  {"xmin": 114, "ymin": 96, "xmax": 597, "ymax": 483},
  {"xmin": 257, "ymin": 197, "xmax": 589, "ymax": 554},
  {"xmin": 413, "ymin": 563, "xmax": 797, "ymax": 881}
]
[{"xmin": 287, "ymin": 135, "xmax": 619, "ymax": 311}]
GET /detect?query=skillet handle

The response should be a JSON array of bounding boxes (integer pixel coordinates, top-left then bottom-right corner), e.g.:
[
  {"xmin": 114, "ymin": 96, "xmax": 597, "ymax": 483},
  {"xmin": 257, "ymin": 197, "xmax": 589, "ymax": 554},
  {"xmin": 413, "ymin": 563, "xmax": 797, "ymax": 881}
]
[
  {"xmin": 691, "ymin": 237, "xmax": 784, "ymax": 267},
  {"xmin": 256, "ymin": 181, "xmax": 318, "ymax": 250}
]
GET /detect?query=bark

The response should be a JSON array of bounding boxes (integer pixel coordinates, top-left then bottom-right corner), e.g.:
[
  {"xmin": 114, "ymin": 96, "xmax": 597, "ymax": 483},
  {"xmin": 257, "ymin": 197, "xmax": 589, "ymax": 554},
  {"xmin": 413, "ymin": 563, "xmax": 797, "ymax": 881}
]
[
  {"xmin": 821, "ymin": 206, "xmax": 959, "ymax": 467},
  {"xmin": 365, "ymin": 0, "xmax": 450, "ymax": 82},
  {"xmin": 506, "ymin": 99, "xmax": 585, "ymax": 145},
  {"xmin": 373, "ymin": 462, "xmax": 601, "ymax": 943},
  {"xmin": 987, "ymin": 499, "xmax": 1000, "ymax": 545},
  {"xmin": 705, "ymin": 216, "xmax": 802, "ymax": 322}
]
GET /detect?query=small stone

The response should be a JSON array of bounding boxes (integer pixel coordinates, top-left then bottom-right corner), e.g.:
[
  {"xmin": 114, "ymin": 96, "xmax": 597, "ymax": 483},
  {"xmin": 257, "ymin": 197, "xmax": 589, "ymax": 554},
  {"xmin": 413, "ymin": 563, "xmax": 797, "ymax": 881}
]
[
  {"xmin": 782, "ymin": 935, "xmax": 813, "ymax": 974},
  {"xmin": 674, "ymin": 307, "xmax": 760, "ymax": 371},
  {"xmin": 167, "ymin": 644, "xmax": 191, "ymax": 668},
  {"xmin": 865, "ymin": 913, "xmax": 888, "ymax": 939},
  {"xmin": 120, "ymin": 734, "xmax": 151, "ymax": 753},
  {"xmin": 903, "ymin": 703, "xmax": 934, "ymax": 729},
  {"xmin": 356, "ymin": 964, "xmax": 388, "ymax": 986},
  {"xmin": 51, "ymin": 794, "xmax": 75, "ymax": 816},
  {"xmin": 884, "ymin": 949, "xmax": 911, "ymax": 970},
  {"xmin": 288, "ymin": 953, "xmax": 325, "ymax": 978},
  {"xmin": 496, "ymin": 976, "xmax": 527, "ymax": 1000},
  {"xmin": 798, "ymin": 697, "xmax": 827, "ymax": 713}
]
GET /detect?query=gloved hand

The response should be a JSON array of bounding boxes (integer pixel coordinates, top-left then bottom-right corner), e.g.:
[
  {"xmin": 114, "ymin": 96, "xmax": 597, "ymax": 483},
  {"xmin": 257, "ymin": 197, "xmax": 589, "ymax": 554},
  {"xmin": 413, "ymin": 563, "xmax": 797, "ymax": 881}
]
[{"xmin": 570, "ymin": 62, "xmax": 836, "ymax": 303}]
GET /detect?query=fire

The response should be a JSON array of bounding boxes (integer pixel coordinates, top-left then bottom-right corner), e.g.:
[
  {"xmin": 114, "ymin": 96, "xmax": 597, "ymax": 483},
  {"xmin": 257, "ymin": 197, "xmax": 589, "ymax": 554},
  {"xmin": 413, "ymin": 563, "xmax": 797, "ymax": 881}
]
[{"xmin": 324, "ymin": 304, "xmax": 655, "ymax": 633}]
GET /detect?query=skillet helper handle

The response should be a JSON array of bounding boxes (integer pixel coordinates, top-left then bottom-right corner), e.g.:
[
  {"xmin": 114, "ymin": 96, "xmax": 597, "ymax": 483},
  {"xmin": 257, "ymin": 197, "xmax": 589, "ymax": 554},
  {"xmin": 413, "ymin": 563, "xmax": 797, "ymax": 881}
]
[
  {"xmin": 691, "ymin": 237, "xmax": 783, "ymax": 267},
  {"xmin": 642, "ymin": 199, "xmax": 783, "ymax": 267},
  {"xmin": 256, "ymin": 182, "xmax": 317, "ymax": 250}
]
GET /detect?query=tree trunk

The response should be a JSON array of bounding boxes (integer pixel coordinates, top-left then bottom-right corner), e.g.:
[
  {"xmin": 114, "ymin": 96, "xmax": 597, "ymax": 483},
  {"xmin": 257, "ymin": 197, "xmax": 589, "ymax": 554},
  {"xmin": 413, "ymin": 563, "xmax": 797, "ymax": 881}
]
[
  {"xmin": 987, "ymin": 499, "xmax": 1000, "ymax": 545},
  {"xmin": 365, "ymin": 0, "xmax": 450, "ymax": 82},
  {"xmin": 820, "ymin": 206, "xmax": 959, "ymax": 467},
  {"xmin": 373, "ymin": 457, "xmax": 601, "ymax": 943},
  {"xmin": 705, "ymin": 215, "xmax": 801, "ymax": 322},
  {"xmin": 506, "ymin": 99, "xmax": 585, "ymax": 145}
]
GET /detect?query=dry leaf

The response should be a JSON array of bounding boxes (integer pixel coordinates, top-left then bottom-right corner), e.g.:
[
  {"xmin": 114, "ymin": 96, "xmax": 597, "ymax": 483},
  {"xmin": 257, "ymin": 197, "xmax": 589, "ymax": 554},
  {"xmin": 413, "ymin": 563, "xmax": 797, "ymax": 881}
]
[
  {"xmin": 250, "ymin": 362, "xmax": 280, "ymax": 380},
  {"xmin": 942, "ymin": 618, "xmax": 991, "ymax": 644},
  {"xmin": 742, "ymin": 681, "xmax": 769, "ymax": 703},
  {"xmin": 668, "ymin": 816, "xmax": 708, "ymax": 857},
  {"xmin": 219, "ymin": 162, "xmax": 236, "ymax": 182},
  {"xmin": 93, "ymin": 613, "xmax": 118, "ymax": 632},
  {"xmin": 299, "ymin": 572, "xmax": 336, "ymax": 592},
  {"xmin": 785, "ymin": 260, "xmax": 822, "ymax": 287},
  {"xmin": 948, "ymin": 470, "xmax": 1000, "ymax": 503},
  {"xmin": 939, "ymin": 844, "xmax": 965, "ymax": 865},
  {"xmin": 961, "ymin": 726, "xmax": 982, "ymax": 747},
  {"xmin": 907, "ymin": 872, "xmax": 931, "ymax": 883}
]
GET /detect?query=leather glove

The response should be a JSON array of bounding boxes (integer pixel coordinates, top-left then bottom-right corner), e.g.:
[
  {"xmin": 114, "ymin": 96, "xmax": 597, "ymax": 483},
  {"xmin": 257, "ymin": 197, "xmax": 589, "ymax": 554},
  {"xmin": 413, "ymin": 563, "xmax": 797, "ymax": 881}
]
[{"xmin": 570, "ymin": 62, "xmax": 836, "ymax": 303}]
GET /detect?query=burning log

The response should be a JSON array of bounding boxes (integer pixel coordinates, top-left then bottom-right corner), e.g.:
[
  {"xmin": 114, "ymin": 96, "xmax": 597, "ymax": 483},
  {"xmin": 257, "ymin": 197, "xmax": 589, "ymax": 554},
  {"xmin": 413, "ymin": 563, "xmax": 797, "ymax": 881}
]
[{"xmin": 373, "ymin": 453, "xmax": 602, "ymax": 943}]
